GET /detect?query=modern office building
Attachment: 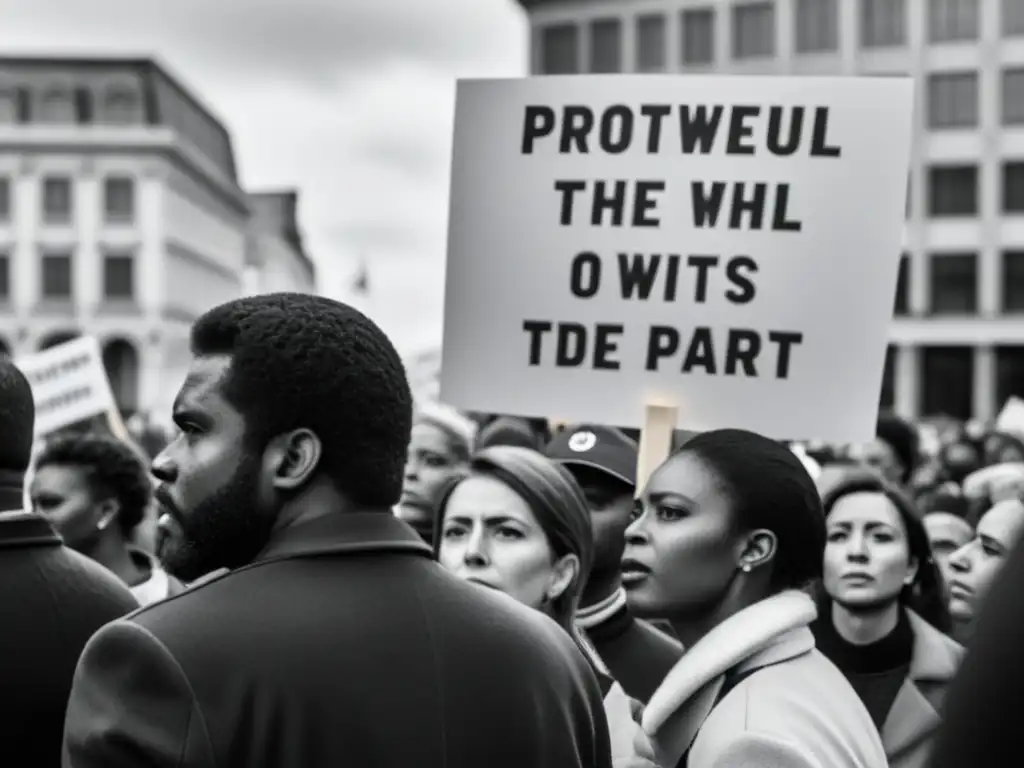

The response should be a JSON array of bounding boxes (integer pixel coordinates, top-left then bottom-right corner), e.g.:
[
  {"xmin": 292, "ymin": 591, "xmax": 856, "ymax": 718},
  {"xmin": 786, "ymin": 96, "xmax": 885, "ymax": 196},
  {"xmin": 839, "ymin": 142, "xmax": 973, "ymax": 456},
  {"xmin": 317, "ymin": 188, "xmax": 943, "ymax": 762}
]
[
  {"xmin": 245, "ymin": 190, "xmax": 317, "ymax": 296},
  {"xmin": 517, "ymin": 0, "xmax": 1024, "ymax": 422},
  {"xmin": 0, "ymin": 55, "xmax": 250, "ymax": 422}
]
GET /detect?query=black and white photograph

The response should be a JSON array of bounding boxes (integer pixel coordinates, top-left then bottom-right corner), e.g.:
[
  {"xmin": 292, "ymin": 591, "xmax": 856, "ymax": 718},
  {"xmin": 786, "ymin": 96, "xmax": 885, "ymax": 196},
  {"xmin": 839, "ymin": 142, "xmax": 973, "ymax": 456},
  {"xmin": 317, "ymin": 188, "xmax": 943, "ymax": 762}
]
[{"xmin": 0, "ymin": 1, "xmax": 1020, "ymax": 766}]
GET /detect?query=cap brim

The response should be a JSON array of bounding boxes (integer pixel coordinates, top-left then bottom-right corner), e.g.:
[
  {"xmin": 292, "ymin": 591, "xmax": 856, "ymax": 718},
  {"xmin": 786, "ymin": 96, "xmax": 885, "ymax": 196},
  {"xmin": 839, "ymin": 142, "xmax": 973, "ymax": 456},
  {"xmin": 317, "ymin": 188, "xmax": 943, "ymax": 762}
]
[{"xmin": 556, "ymin": 458, "xmax": 635, "ymax": 489}]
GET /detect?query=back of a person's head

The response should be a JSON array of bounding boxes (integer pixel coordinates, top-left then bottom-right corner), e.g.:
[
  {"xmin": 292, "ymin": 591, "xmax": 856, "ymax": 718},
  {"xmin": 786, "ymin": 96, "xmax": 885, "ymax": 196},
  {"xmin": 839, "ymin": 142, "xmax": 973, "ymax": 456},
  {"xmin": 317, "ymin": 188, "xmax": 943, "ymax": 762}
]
[
  {"xmin": 877, "ymin": 411, "xmax": 920, "ymax": 483},
  {"xmin": 190, "ymin": 293, "xmax": 412, "ymax": 508},
  {"xmin": 0, "ymin": 359, "xmax": 35, "ymax": 473},
  {"xmin": 415, "ymin": 402, "xmax": 476, "ymax": 461},
  {"xmin": 676, "ymin": 428, "xmax": 825, "ymax": 592},
  {"xmin": 920, "ymin": 489, "xmax": 971, "ymax": 520},
  {"xmin": 476, "ymin": 416, "xmax": 541, "ymax": 450},
  {"xmin": 35, "ymin": 432, "xmax": 153, "ymax": 539}
]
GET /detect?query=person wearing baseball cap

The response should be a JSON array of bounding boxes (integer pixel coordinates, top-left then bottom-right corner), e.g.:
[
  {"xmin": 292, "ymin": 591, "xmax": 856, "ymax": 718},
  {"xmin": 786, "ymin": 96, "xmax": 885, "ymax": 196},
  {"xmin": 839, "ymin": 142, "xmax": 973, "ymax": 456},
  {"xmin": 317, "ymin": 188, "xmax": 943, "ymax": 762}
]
[{"xmin": 547, "ymin": 424, "xmax": 682, "ymax": 703}]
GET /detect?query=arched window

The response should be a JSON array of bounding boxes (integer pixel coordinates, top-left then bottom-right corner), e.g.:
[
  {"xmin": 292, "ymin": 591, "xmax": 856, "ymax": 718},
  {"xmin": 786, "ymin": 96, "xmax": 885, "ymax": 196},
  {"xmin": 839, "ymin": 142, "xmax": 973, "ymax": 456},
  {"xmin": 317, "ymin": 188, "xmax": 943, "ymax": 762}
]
[
  {"xmin": 102, "ymin": 337, "xmax": 139, "ymax": 417},
  {"xmin": 39, "ymin": 88, "xmax": 75, "ymax": 124},
  {"xmin": 102, "ymin": 86, "xmax": 138, "ymax": 125}
]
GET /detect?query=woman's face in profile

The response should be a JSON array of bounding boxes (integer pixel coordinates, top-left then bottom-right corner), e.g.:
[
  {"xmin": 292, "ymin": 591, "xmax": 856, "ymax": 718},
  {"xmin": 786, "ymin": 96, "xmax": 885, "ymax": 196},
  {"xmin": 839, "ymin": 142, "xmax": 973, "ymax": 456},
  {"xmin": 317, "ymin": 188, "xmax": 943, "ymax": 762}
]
[
  {"xmin": 437, "ymin": 475, "xmax": 566, "ymax": 613},
  {"xmin": 621, "ymin": 452, "xmax": 739, "ymax": 619},
  {"xmin": 399, "ymin": 422, "xmax": 464, "ymax": 524},
  {"xmin": 947, "ymin": 499, "xmax": 1024, "ymax": 622}
]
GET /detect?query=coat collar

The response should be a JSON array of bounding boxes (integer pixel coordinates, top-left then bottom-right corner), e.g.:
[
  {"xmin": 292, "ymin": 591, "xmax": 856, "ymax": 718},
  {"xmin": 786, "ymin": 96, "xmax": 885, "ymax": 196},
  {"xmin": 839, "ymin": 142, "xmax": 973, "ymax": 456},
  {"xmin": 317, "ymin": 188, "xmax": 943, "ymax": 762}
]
[
  {"xmin": 181, "ymin": 512, "xmax": 435, "ymax": 592},
  {"xmin": 255, "ymin": 510, "xmax": 434, "ymax": 564},
  {"xmin": 641, "ymin": 590, "xmax": 817, "ymax": 766},
  {"xmin": 0, "ymin": 511, "xmax": 62, "ymax": 550},
  {"xmin": 905, "ymin": 609, "xmax": 963, "ymax": 683},
  {"xmin": 881, "ymin": 610, "xmax": 965, "ymax": 758}
]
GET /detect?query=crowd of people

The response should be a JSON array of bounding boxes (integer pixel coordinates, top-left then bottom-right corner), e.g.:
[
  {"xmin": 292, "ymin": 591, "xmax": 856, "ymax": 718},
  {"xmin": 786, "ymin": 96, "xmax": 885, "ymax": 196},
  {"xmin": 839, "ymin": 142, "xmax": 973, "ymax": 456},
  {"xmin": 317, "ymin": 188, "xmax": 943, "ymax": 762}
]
[{"xmin": 0, "ymin": 291, "xmax": 1020, "ymax": 767}]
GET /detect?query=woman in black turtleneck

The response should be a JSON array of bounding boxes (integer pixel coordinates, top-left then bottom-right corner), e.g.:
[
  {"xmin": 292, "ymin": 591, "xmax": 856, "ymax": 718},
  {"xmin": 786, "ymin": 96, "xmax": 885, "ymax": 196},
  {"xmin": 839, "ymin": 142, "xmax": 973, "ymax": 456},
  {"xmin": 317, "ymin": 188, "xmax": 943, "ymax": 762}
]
[{"xmin": 813, "ymin": 470, "xmax": 964, "ymax": 768}]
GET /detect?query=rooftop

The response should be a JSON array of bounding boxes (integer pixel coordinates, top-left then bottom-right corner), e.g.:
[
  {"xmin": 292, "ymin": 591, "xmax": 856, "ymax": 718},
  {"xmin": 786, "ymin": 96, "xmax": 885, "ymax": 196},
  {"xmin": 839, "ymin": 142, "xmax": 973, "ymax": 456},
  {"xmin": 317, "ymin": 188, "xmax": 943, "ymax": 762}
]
[{"xmin": 0, "ymin": 54, "xmax": 239, "ymax": 183}]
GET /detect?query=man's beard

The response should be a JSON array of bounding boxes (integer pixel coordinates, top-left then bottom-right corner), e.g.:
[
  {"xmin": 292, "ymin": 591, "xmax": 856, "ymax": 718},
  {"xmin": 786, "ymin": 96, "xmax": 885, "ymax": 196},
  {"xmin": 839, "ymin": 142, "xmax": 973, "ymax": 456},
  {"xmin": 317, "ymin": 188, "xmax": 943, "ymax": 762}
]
[{"xmin": 160, "ymin": 455, "xmax": 274, "ymax": 582}]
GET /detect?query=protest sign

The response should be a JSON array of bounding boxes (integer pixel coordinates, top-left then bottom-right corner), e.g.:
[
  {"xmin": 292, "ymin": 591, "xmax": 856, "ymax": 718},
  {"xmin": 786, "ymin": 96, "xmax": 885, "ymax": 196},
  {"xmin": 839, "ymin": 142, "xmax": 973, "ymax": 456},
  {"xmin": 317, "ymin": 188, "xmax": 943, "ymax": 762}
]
[
  {"xmin": 16, "ymin": 335, "xmax": 119, "ymax": 436},
  {"xmin": 440, "ymin": 75, "xmax": 913, "ymax": 443}
]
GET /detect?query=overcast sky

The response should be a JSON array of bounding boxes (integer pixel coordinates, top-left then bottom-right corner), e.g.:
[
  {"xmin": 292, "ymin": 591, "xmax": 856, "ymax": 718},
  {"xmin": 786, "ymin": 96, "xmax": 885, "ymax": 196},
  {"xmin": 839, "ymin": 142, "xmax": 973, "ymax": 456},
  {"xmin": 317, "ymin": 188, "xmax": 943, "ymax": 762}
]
[{"xmin": 0, "ymin": 0, "xmax": 528, "ymax": 355}]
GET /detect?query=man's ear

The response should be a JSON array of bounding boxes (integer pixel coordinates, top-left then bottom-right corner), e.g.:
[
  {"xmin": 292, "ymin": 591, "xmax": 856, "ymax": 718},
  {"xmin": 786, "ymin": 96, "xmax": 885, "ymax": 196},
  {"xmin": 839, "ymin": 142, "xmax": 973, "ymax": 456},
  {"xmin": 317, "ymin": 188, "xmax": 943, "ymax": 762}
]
[{"xmin": 267, "ymin": 429, "xmax": 322, "ymax": 491}]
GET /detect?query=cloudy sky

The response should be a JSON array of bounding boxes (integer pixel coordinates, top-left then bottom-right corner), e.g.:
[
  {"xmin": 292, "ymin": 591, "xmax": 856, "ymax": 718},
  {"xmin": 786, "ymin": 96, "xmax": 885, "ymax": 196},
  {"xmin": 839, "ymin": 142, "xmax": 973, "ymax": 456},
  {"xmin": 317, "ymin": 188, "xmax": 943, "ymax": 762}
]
[{"xmin": 0, "ymin": 0, "xmax": 528, "ymax": 355}]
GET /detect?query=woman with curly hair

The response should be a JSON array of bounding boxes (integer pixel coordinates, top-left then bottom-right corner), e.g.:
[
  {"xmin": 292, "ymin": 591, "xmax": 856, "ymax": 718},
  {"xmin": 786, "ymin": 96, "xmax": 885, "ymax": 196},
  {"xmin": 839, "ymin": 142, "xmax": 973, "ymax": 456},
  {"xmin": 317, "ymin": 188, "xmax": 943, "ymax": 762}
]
[{"xmin": 29, "ymin": 431, "xmax": 185, "ymax": 604}]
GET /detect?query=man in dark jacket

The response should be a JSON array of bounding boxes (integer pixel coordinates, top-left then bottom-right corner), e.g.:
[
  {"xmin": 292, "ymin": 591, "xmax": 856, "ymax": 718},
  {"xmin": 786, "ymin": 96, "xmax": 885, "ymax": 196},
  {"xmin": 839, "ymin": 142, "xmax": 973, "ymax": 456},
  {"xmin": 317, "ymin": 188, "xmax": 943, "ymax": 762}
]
[
  {"xmin": 0, "ymin": 359, "xmax": 139, "ymax": 768},
  {"xmin": 63, "ymin": 294, "xmax": 611, "ymax": 768},
  {"xmin": 549, "ymin": 424, "xmax": 683, "ymax": 702}
]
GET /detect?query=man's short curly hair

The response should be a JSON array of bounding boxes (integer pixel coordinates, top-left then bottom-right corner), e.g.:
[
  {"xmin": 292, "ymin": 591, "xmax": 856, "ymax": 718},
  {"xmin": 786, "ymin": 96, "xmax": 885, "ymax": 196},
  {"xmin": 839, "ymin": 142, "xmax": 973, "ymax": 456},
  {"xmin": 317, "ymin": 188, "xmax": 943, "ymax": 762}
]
[
  {"xmin": 35, "ymin": 432, "xmax": 152, "ymax": 537},
  {"xmin": 190, "ymin": 293, "xmax": 412, "ymax": 508}
]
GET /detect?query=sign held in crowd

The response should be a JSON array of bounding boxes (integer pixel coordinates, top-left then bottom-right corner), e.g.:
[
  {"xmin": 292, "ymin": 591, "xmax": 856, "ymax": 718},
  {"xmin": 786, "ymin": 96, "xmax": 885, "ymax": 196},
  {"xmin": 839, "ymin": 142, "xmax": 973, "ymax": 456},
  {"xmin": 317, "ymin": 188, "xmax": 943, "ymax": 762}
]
[
  {"xmin": 441, "ymin": 75, "xmax": 913, "ymax": 442},
  {"xmin": 16, "ymin": 335, "xmax": 119, "ymax": 436}
]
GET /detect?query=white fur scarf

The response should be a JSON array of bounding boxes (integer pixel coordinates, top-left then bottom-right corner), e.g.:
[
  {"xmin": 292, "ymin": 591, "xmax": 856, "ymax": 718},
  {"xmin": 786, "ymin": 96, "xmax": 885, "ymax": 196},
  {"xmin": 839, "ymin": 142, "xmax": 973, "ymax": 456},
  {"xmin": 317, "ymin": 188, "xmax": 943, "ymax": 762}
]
[{"xmin": 641, "ymin": 590, "xmax": 818, "ymax": 765}]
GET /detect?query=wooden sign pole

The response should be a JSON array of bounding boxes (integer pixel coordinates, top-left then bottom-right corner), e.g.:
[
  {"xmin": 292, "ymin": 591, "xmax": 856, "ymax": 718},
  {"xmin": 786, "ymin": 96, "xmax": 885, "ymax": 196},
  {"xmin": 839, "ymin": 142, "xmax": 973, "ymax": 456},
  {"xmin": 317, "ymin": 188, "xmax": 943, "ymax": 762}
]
[{"xmin": 635, "ymin": 403, "xmax": 678, "ymax": 495}]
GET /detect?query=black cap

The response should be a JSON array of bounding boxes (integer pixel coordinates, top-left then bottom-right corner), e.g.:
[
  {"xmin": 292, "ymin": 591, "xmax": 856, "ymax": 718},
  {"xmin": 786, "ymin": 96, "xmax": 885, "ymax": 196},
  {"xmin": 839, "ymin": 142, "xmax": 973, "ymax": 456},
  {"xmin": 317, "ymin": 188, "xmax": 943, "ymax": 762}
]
[{"xmin": 546, "ymin": 424, "xmax": 638, "ymax": 489}]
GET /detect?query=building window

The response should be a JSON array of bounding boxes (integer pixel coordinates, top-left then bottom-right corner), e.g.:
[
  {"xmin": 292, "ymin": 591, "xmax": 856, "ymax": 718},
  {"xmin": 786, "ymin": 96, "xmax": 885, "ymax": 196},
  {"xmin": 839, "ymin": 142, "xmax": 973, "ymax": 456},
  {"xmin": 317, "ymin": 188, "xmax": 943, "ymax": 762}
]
[
  {"xmin": 589, "ymin": 19, "xmax": 622, "ymax": 73},
  {"xmin": 40, "ymin": 251, "xmax": 73, "ymax": 299},
  {"xmin": 103, "ymin": 176, "xmax": 135, "ymax": 224},
  {"xmin": 74, "ymin": 87, "xmax": 93, "ymax": 124},
  {"xmin": 0, "ymin": 89, "xmax": 16, "ymax": 123},
  {"xmin": 861, "ymin": 0, "xmax": 906, "ymax": 48},
  {"xmin": 0, "ymin": 177, "xmax": 9, "ymax": 222},
  {"xmin": 1004, "ymin": 0, "xmax": 1024, "ymax": 36},
  {"xmin": 38, "ymin": 89, "xmax": 75, "ymax": 124},
  {"xmin": 921, "ymin": 347, "xmax": 973, "ymax": 419},
  {"xmin": 928, "ymin": 165, "xmax": 978, "ymax": 216},
  {"xmin": 929, "ymin": 252, "xmax": 978, "ymax": 314},
  {"xmin": 879, "ymin": 345, "xmax": 897, "ymax": 410},
  {"xmin": 636, "ymin": 14, "xmax": 667, "ymax": 72},
  {"xmin": 927, "ymin": 72, "xmax": 978, "ymax": 129},
  {"xmin": 795, "ymin": 0, "xmax": 838, "ymax": 53},
  {"xmin": 681, "ymin": 8, "xmax": 715, "ymax": 65},
  {"xmin": 15, "ymin": 88, "xmax": 30, "ymax": 123},
  {"xmin": 1002, "ymin": 251, "xmax": 1024, "ymax": 312},
  {"xmin": 540, "ymin": 24, "xmax": 579, "ymax": 74},
  {"xmin": 1003, "ymin": 162, "xmax": 1024, "ymax": 212},
  {"xmin": 102, "ymin": 87, "xmax": 138, "ymax": 125},
  {"xmin": 996, "ymin": 346, "xmax": 1024, "ymax": 406},
  {"xmin": 102, "ymin": 253, "xmax": 134, "ymax": 300},
  {"xmin": 41, "ymin": 177, "xmax": 73, "ymax": 225},
  {"xmin": 1003, "ymin": 69, "xmax": 1024, "ymax": 124},
  {"xmin": 0, "ymin": 252, "xmax": 9, "ymax": 301},
  {"xmin": 894, "ymin": 254, "xmax": 910, "ymax": 315},
  {"xmin": 929, "ymin": 0, "xmax": 980, "ymax": 42},
  {"xmin": 732, "ymin": 2, "xmax": 775, "ymax": 59}
]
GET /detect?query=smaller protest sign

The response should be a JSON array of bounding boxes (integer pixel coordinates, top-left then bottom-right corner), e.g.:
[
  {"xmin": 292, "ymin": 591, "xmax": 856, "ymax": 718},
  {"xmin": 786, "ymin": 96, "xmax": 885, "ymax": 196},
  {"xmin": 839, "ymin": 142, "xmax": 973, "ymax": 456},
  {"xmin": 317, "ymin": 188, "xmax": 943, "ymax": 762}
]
[{"xmin": 16, "ymin": 336, "xmax": 119, "ymax": 436}]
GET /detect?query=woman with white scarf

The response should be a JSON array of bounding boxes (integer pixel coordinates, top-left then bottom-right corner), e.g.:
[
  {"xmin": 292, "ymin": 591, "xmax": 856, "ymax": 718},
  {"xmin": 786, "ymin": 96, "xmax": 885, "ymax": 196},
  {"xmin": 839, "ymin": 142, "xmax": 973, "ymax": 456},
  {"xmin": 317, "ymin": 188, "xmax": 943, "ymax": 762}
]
[{"xmin": 617, "ymin": 429, "xmax": 888, "ymax": 768}]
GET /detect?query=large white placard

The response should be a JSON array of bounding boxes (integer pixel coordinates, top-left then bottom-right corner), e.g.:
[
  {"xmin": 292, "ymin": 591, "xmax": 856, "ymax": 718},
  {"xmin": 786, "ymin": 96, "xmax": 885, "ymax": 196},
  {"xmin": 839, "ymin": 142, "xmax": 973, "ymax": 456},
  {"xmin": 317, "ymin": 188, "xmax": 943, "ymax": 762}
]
[
  {"xmin": 16, "ymin": 335, "xmax": 118, "ymax": 436},
  {"xmin": 440, "ymin": 76, "xmax": 913, "ymax": 442}
]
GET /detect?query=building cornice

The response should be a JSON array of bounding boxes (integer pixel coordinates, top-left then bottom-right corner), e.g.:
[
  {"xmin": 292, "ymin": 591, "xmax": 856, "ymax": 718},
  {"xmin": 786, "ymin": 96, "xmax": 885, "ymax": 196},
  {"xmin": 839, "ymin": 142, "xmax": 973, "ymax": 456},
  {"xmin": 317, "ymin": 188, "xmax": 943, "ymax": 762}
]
[
  {"xmin": 517, "ymin": 0, "xmax": 617, "ymax": 8},
  {"xmin": 0, "ymin": 127, "xmax": 250, "ymax": 217}
]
